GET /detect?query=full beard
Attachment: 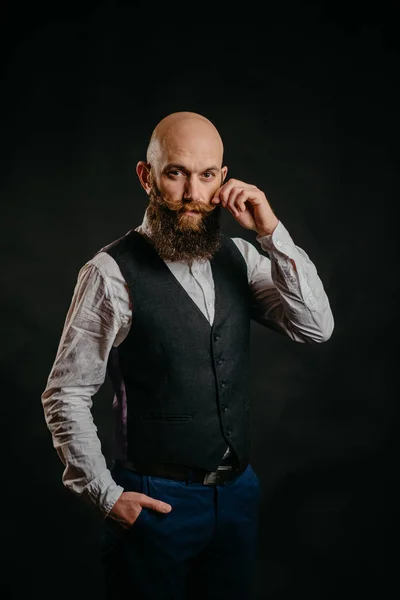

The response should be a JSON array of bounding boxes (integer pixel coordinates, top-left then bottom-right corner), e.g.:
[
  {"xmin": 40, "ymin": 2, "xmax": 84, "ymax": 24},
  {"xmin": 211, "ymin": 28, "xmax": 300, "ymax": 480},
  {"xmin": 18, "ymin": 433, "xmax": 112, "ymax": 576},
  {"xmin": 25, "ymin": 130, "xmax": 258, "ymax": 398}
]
[{"xmin": 145, "ymin": 183, "xmax": 222, "ymax": 262}]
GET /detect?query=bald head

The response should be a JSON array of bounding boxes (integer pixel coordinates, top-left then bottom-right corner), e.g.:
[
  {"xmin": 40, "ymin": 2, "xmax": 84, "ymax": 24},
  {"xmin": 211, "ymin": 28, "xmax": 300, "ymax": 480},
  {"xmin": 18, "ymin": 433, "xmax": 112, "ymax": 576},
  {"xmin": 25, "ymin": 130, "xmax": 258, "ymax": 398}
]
[{"xmin": 146, "ymin": 111, "xmax": 224, "ymax": 169}]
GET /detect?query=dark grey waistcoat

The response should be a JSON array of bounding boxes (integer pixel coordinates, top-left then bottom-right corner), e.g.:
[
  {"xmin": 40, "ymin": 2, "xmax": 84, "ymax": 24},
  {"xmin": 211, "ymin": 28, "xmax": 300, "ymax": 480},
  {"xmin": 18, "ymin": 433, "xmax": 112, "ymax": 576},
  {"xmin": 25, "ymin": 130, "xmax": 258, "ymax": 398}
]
[{"xmin": 105, "ymin": 230, "xmax": 252, "ymax": 471}]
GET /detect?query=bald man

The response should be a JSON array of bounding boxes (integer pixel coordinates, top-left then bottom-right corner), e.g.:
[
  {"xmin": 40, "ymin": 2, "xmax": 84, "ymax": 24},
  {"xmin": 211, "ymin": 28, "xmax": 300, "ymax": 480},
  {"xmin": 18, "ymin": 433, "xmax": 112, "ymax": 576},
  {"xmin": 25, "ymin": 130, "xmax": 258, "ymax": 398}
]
[{"xmin": 42, "ymin": 111, "xmax": 334, "ymax": 599}]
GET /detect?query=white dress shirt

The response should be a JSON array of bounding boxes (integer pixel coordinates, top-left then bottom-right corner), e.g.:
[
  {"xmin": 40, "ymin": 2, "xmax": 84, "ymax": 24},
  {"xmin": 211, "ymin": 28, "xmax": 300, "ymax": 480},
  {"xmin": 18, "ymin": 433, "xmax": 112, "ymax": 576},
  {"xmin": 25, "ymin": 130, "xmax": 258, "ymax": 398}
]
[{"xmin": 41, "ymin": 209, "xmax": 334, "ymax": 517}]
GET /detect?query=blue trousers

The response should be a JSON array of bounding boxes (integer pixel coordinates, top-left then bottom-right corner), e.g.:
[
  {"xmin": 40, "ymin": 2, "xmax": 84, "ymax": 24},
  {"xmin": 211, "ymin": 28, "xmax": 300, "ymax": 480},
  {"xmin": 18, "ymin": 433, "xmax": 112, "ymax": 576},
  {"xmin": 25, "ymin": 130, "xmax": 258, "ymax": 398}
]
[{"xmin": 101, "ymin": 462, "xmax": 261, "ymax": 599}]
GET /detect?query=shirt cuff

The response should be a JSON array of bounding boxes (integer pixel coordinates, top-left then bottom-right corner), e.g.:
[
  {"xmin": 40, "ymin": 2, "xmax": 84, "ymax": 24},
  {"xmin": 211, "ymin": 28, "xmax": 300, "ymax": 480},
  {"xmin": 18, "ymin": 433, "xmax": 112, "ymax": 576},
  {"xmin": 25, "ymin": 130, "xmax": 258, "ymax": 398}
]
[
  {"xmin": 84, "ymin": 470, "xmax": 125, "ymax": 518},
  {"xmin": 256, "ymin": 221, "xmax": 297, "ymax": 257}
]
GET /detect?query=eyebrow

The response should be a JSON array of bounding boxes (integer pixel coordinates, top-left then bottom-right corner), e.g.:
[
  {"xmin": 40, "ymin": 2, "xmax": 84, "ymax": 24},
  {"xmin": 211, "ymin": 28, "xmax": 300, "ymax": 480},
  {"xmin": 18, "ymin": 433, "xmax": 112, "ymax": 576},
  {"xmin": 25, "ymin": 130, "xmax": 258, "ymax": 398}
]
[{"xmin": 163, "ymin": 163, "xmax": 220, "ymax": 173}]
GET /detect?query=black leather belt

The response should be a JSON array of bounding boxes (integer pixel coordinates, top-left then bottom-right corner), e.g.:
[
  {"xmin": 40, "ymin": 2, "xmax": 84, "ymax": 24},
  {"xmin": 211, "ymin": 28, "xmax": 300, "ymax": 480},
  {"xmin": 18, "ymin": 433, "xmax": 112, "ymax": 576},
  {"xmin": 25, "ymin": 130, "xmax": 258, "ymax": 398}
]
[{"xmin": 114, "ymin": 457, "xmax": 245, "ymax": 486}]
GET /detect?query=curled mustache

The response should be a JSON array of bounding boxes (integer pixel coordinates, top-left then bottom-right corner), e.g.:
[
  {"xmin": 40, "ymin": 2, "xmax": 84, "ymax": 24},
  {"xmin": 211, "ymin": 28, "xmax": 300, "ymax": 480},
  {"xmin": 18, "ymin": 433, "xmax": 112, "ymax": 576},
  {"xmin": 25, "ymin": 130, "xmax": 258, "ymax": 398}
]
[
  {"xmin": 178, "ymin": 202, "xmax": 215, "ymax": 215},
  {"xmin": 159, "ymin": 199, "xmax": 216, "ymax": 215},
  {"xmin": 148, "ymin": 177, "xmax": 216, "ymax": 217}
]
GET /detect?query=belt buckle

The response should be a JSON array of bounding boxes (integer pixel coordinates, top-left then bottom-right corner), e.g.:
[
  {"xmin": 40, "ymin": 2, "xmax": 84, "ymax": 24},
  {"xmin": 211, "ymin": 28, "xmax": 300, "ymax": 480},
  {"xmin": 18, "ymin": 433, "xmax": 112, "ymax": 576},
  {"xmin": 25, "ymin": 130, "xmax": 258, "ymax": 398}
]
[{"xmin": 203, "ymin": 465, "xmax": 233, "ymax": 486}]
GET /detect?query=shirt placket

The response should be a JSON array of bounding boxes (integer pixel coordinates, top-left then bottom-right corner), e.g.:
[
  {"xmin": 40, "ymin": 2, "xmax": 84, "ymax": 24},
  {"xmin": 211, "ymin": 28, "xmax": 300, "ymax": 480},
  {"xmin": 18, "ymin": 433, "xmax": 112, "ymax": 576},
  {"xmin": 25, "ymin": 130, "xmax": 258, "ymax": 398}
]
[{"xmin": 190, "ymin": 263, "xmax": 215, "ymax": 324}]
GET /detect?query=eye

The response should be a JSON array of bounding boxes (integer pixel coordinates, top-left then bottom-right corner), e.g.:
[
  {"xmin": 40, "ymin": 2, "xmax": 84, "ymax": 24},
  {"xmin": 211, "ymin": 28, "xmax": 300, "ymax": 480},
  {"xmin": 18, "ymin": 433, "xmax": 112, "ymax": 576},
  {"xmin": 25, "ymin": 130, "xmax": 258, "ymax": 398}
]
[
  {"xmin": 203, "ymin": 171, "xmax": 215, "ymax": 179},
  {"xmin": 167, "ymin": 170, "xmax": 183, "ymax": 178}
]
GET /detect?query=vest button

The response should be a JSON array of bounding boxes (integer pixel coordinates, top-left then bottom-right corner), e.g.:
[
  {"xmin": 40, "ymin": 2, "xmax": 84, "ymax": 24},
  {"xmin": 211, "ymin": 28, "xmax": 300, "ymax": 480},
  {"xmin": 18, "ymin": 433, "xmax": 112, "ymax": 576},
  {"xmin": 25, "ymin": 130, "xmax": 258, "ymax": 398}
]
[
  {"xmin": 216, "ymin": 357, "xmax": 223, "ymax": 365},
  {"xmin": 219, "ymin": 381, "xmax": 226, "ymax": 388},
  {"xmin": 225, "ymin": 428, "xmax": 232, "ymax": 436},
  {"xmin": 214, "ymin": 333, "xmax": 221, "ymax": 341},
  {"xmin": 221, "ymin": 405, "xmax": 227, "ymax": 412}
]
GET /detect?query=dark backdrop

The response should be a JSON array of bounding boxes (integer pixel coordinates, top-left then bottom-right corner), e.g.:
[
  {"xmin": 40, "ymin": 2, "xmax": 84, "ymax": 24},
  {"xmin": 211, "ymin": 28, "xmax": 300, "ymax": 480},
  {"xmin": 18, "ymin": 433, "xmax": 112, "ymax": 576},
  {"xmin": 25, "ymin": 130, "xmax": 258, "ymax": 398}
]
[{"xmin": 1, "ymin": 6, "xmax": 398, "ymax": 600}]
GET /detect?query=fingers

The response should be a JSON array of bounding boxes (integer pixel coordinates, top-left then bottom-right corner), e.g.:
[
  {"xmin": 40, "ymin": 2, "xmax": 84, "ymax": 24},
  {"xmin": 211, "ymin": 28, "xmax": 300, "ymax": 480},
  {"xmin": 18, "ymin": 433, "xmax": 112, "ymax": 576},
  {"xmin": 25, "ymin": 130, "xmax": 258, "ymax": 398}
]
[
  {"xmin": 212, "ymin": 179, "xmax": 259, "ymax": 217},
  {"xmin": 140, "ymin": 493, "xmax": 172, "ymax": 513}
]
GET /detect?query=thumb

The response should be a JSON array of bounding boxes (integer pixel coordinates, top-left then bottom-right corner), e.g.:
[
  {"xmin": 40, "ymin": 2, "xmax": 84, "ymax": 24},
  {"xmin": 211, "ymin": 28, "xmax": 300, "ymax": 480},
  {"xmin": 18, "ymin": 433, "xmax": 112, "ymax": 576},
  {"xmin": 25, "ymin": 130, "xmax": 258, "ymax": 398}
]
[{"xmin": 141, "ymin": 494, "xmax": 172, "ymax": 514}]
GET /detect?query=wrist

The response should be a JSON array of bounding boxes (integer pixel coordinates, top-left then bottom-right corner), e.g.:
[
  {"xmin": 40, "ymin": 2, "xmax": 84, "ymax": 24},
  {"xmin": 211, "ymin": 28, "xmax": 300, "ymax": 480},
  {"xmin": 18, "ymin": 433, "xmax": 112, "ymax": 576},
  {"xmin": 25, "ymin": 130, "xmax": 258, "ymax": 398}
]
[{"xmin": 255, "ymin": 217, "xmax": 279, "ymax": 237}]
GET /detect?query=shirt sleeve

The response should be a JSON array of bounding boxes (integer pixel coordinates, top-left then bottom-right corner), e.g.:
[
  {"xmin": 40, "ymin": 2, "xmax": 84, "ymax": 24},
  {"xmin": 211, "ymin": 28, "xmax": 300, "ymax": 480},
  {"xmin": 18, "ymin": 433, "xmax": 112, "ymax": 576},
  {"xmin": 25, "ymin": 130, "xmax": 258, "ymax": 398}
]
[
  {"xmin": 232, "ymin": 221, "xmax": 334, "ymax": 343},
  {"xmin": 41, "ymin": 260, "xmax": 125, "ymax": 518}
]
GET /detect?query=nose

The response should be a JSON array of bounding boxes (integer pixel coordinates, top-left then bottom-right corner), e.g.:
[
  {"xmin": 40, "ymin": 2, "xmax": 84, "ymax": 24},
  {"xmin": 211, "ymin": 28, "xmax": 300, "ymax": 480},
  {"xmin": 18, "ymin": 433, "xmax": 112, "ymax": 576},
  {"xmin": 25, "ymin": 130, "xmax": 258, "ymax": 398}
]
[{"xmin": 183, "ymin": 176, "xmax": 202, "ymax": 203}]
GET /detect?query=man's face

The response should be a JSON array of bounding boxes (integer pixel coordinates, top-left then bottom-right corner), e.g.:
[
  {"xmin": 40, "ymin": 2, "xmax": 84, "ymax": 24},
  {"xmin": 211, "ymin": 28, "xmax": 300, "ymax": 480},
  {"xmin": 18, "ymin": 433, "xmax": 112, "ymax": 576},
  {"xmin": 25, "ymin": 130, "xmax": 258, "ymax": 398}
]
[{"xmin": 144, "ymin": 139, "xmax": 227, "ymax": 262}]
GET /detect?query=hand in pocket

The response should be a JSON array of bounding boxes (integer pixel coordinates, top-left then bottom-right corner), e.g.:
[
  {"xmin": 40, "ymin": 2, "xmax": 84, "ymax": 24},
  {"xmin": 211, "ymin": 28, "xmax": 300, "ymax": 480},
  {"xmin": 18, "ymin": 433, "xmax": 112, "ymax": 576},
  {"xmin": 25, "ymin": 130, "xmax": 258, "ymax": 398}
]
[{"xmin": 107, "ymin": 491, "xmax": 172, "ymax": 529}]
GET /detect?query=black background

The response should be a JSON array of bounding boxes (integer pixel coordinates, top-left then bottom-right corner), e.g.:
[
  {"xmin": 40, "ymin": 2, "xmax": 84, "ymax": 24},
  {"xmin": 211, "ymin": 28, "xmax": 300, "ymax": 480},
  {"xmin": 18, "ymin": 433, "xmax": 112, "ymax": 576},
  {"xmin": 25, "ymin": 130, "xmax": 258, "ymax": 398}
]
[{"xmin": 1, "ymin": 5, "xmax": 399, "ymax": 599}]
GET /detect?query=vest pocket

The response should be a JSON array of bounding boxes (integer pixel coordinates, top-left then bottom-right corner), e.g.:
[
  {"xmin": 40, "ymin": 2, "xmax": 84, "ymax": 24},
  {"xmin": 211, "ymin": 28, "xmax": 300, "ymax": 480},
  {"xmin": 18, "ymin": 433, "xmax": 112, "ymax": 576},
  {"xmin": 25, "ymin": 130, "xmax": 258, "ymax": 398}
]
[{"xmin": 141, "ymin": 413, "xmax": 193, "ymax": 422}]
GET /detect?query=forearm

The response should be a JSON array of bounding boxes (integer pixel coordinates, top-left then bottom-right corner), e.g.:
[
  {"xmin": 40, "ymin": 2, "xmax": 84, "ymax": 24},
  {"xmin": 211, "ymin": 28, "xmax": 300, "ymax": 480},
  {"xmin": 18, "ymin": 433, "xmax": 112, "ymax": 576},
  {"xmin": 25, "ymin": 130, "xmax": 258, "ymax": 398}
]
[
  {"xmin": 42, "ymin": 384, "xmax": 124, "ymax": 517},
  {"xmin": 254, "ymin": 222, "xmax": 334, "ymax": 343}
]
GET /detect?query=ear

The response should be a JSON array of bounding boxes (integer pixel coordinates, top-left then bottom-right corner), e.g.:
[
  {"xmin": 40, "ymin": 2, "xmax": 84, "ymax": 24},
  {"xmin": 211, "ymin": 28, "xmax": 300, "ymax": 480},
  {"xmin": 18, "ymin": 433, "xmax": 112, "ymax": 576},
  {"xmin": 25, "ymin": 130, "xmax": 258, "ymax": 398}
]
[
  {"xmin": 136, "ymin": 161, "xmax": 152, "ymax": 194},
  {"xmin": 221, "ymin": 165, "xmax": 228, "ymax": 183}
]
